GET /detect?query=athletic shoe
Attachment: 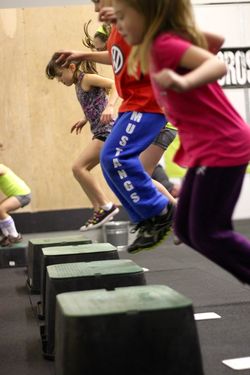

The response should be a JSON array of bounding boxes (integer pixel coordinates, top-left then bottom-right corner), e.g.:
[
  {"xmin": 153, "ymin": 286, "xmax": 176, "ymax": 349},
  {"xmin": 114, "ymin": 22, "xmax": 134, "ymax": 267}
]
[
  {"xmin": 80, "ymin": 213, "xmax": 96, "ymax": 231},
  {"xmin": 0, "ymin": 234, "xmax": 22, "ymax": 247},
  {"xmin": 0, "ymin": 236, "xmax": 10, "ymax": 247},
  {"xmin": 80, "ymin": 204, "xmax": 119, "ymax": 231},
  {"xmin": 127, "ymin": 203, "xmax": 174, "ymax": 254},
  {"xmin": 9, "ymin": 233, "xmax": 22, "ymax": 244},
  {"xmin": 127, "ymin": 219, "xmax": 154, "ymax": 253}
]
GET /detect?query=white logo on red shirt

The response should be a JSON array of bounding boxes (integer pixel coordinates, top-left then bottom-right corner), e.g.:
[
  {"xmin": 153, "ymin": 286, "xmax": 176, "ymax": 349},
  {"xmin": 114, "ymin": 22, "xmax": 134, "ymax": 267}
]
[{"xmin": 111, "ymin": 45, "xmax": 124, "ymax": 75}]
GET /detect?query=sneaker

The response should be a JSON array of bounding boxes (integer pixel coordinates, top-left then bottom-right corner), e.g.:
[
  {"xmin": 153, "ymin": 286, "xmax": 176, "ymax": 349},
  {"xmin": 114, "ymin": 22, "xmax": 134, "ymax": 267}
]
[
  {"xmin": 80, "ymin": 204, "xmax": 119, "ymax": 231},
  {"xmin": 80, "ymin": 212, "xmax": 96, "ymax": 231},
  {"xmin": 80, "ymin": 214, "xmax": 115, "ymax": 231},
  {"xmin": 127, "ymin": 203, "xmax": 174, "ymax": 254},
  {"xmin": 9, "ymin": 233, "xmax": 22, "ymax": 244},
  {"xmin": 0, "ymin": 236, "xmax": 10, "ymax": 247},
  {"xmin": 127, "ymin": 219, "xmax": 153, "ymax": 253},
  {"xmin": 0, "ymin": 234, "xmax": 22, "ymax": 247}
]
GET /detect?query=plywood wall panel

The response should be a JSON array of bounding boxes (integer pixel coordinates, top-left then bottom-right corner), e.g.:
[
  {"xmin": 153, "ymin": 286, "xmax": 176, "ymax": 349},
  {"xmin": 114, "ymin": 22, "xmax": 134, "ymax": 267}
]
[{"xmin": 0, "ymin": 5, "xmax": 119, "ymax": 212}]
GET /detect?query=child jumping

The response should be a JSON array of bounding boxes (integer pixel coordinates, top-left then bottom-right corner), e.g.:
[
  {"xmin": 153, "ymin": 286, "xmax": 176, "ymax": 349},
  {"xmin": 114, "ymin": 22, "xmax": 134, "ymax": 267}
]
[
  {"xmin": 0, "ymin": 164, "xmax": 31, "ymax": 246},
  {"xmin": 114, "ymin": 0, "xmax": 250, "ymax": 284},
  {"xmin": 46, "ymin": 54, "xmax": 119, "ymax": 231},
  {"xmin": 83, "ymin": 15, "xmax": 180, "ymax": 200},
  {"xmin": 55, "ymin": 0, "xmax": 176, "ymax": 253}
]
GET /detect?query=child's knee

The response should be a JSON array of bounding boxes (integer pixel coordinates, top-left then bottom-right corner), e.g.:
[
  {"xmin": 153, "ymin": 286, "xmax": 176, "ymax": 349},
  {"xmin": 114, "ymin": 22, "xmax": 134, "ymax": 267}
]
[
  {"xmin": 72, "ymin": 163, "xmax": 79, "ymax": 177},
  {"xmin": 72, "ymin": 161, "xmax": 85, "ymax": 178}
]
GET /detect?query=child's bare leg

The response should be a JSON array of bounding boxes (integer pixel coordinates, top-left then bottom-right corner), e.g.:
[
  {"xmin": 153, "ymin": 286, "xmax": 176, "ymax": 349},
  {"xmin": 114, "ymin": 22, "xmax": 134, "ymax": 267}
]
[
  {"xmin": 0, "ymin": 196, "xmax": 21, "ymax": 219},
  {"xmin": 152, "ymin": 179, "xmax": 177, "ymax": 205},
  {"xmin": 72, "ymin": 139, "xmax": 119, "ymax": 230},
  {"xmin": 0, "ymin": 197, "xmax": 21, "ymax": 238},
  {"xmin": 72, "ymin": 139, "xmax": 112, "ymax": 210},
  {"xmin": 140, "ymin": 144, "xmax": 176, "ymax": 205}
]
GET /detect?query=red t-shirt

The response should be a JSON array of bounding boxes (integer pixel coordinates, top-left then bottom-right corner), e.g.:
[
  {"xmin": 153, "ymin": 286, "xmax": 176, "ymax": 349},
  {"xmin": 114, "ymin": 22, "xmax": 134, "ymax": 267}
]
[
  {"xmin": 151, "ymin": 33, "xmax": 250, "ymax": 167},
  {"xmin": 107, "ymin": 26, "xmax": 162, "ymax": 114}
]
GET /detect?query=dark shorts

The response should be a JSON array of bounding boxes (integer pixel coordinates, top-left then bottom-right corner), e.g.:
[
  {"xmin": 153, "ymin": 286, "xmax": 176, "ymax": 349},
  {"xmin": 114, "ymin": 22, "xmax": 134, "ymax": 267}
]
[
  {"xmin": 152, "ymin": 127, "xmax": 177, "ymax": 150},
  {"xmin": 92, "ymin": 132, "xmax": 110, "ymax": 142},
  {"xmin": 15, "ymin": 193, "xmax": 31, "ymax": 207}
]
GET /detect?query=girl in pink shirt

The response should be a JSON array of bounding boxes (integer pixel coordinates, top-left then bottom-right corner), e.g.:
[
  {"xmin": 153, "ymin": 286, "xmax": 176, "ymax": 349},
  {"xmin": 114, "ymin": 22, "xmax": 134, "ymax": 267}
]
[{"xmin": 114, "ymin": 0, "xmax": 250, "ymax": 284}]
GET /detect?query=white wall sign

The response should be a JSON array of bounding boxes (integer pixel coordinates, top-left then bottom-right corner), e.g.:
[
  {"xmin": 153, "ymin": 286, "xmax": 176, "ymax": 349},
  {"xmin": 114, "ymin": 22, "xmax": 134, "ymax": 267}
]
[{"xmin": 218, "ymin": 47, "xmax": 250, "ymax": 88}]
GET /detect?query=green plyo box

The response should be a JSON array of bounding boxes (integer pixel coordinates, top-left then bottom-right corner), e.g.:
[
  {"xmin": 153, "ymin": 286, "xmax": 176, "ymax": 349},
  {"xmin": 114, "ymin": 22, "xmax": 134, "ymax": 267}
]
[
  {"xmin": 42, "ymin": 258, "xmax": 145, "ymax": 359},
  {"xmin": 39, "ymin": 242, "xmax": 119, "ymax": 319},
  {"xmin": 55, "ymin": 285, "xmax": 204, "ymax": 375},
  {"xmin": 27, "ymin": 235, "xmax": 92, "ymax": 293}
]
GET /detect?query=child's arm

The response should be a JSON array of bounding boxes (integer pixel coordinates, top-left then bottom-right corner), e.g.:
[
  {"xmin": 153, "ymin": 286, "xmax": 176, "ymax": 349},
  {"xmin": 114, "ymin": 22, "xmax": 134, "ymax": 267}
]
[
  {"xmin": 55, "ymin": 50, "xmax": 111, "ymax": 67},
  {"xmin": 203, "ymin": 31, "xmax": 225, "ymax": 54},
  {"xmin": 99, "ymin": 6, "xmax": 117, "ymax": 23},
  {"xmin": 153, "ymin": 45, "xmax": 227, "ymax": 93},
  {"xmin": 83, "ymin": 74, "xmax": 119, "ymax": 124},
  {"xmin": 101, "ymin": 83, "xmax": 119, "ymax": 124}
]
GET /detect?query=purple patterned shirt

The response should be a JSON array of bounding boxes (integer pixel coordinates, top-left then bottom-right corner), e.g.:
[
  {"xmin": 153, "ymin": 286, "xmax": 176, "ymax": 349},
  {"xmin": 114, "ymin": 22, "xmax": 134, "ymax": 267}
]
[{"xmin": 75, "ymin": 72, "xmax": 114, "ymax": 139}]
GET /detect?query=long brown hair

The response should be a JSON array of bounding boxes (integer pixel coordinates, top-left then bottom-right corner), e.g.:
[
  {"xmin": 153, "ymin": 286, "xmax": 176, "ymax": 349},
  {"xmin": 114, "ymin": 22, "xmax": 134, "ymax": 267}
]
[
  {"xmin": 123, "ymin": 0, "xmax": 207, "ymax": 75},
  {"xmin": 45, "ymin": 52, "xmax": 98, "ymax": 80}
]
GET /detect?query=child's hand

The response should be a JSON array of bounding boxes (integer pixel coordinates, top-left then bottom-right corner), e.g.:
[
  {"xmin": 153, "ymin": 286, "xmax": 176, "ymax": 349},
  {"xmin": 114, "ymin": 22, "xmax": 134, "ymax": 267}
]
[
  {"xmin": 55, "ymin": 50, "xmax": 86, "ymax": 68},
  {"xmin": 99, "ymin": 7, "xmax": 117, "ymax": 23},
  {"xmin": 153, "ymin": 69, "xmax": 189, "ymax": 93},
  {"xmin": 70, "ymin": 119, "xmax": 87, "ymax": 135},
  {"xmin": 100, "ymin": 104, "xmax": 114, "ymax": 124}
]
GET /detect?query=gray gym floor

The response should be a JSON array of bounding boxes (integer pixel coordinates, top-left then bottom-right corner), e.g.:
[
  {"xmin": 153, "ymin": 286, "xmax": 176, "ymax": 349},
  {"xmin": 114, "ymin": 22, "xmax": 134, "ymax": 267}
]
[{"xmin": 0, "ymin": 220, "xmax": 249, "ymax": 375}]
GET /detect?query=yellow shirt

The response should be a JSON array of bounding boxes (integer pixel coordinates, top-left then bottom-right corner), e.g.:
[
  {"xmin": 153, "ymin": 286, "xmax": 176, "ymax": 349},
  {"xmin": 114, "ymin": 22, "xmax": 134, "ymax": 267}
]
[{"xmin": 0, "ymin": 164, "xmax": 31, "ymax": 197}]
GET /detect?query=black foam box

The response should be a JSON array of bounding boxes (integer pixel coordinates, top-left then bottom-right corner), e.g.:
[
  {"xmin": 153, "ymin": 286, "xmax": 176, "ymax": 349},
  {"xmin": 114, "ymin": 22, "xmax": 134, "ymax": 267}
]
[
  {"xmin": 55, "ymin": 285, "xmax": 204, "ymax": 375},
  {"xmin": 0, "ymin": 242, "xmax": 28, "ymax": 268},
  {"xmin": 27, "ymin": 235, "xmax": 91, "ymax": 293},
  {"xmin": 41, "ymin": 259, "xmax": 146, "ymax": 360}
]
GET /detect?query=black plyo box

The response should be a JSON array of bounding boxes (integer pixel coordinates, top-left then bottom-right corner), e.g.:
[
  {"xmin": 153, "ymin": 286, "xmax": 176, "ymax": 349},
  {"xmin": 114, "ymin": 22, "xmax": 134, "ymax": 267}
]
[
  {"xmin": 0, "ymin": 242, "xmax": 28, "ymax": 268},
  {"xmin": 27, "ymin": 235, "xmax": 91, "ymax": 293}
]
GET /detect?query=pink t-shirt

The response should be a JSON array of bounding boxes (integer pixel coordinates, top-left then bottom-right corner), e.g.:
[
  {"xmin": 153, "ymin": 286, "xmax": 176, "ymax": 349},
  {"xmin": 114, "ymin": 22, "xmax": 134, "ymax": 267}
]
[{"xmin": 151, "ymin": 33, "xmax": 250, "ymax": 167}]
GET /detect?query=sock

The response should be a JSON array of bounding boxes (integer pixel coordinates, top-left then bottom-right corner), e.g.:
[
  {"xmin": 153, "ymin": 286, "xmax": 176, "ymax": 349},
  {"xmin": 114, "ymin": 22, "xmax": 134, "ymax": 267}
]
[
  {"xmin": 0, "ymin": 218, "xmax": 11, "ymax": 236},
  {"xmin": 0, "ymin": 216, "xmax": 18, "ymax": 237},
  {"xmin": 101, "ymin": 202, "xmax": 113, "ymax": 211}
]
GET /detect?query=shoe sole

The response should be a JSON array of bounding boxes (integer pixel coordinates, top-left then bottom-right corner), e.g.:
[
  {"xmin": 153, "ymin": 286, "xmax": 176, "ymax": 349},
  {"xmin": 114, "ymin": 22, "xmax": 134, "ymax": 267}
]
[
  {"xmin": 1, "ymin": 235, "xmax": 22, "ymax": 247},
  {"xmin": 128, "ymin": 227, "xmax": 172, "ymax": 254},
  {"xmin": 0, "ymin": 242, "xmax": 11, "ymax": 247},
  {"xmin": 127, "ymin": 206, "xmax": 174, "ymax": 254},
  {"xmin": 79, "ymin": 207, "xmax": 120, "ymax": 232}
]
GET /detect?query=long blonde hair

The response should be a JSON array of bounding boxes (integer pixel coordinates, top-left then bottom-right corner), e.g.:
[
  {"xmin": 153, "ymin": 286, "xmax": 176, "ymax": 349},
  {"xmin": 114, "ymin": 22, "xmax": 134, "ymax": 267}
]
[{"xmin": 125, "ymin": 0, "xmax": 207, "ymax": 76}]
